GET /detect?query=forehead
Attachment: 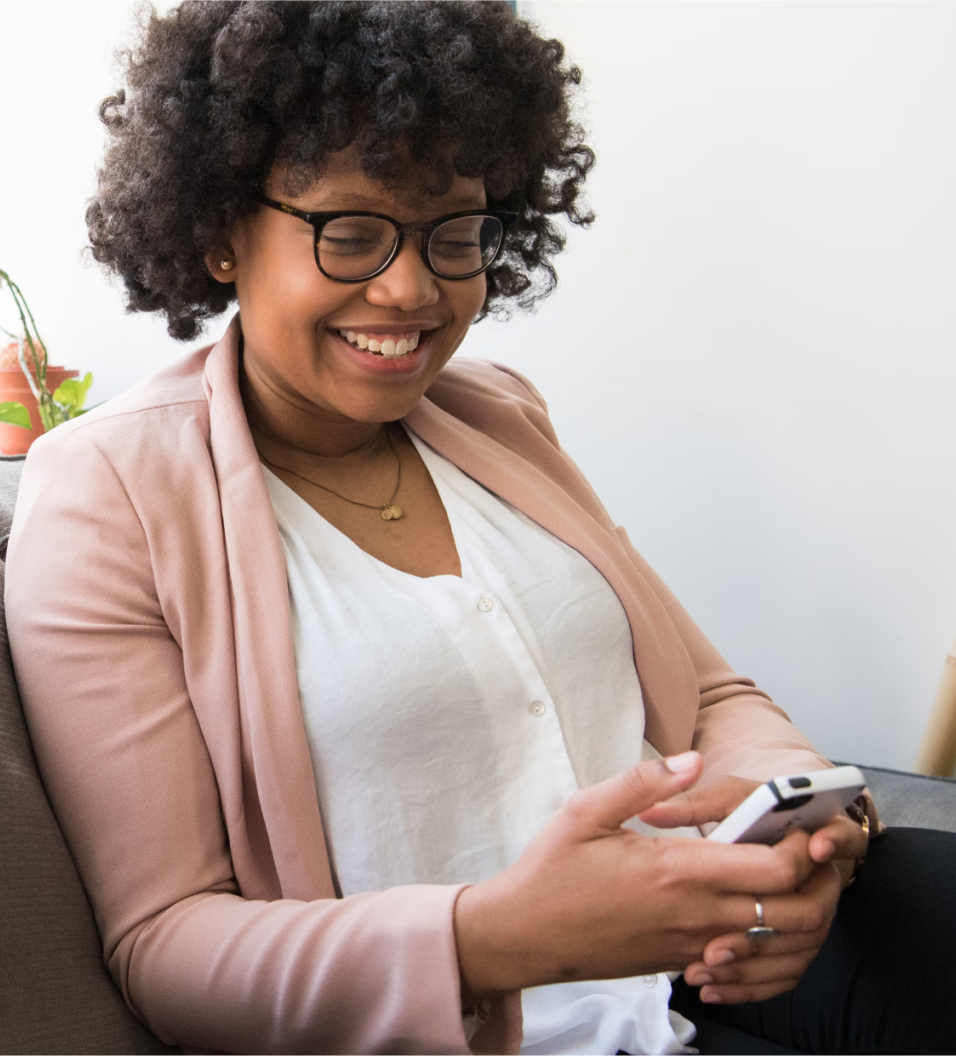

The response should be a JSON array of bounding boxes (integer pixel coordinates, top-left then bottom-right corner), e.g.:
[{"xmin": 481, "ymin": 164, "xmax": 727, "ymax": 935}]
[{"xmin": 267, "ymin": 148, "xmax": 487, "ymax": 216}]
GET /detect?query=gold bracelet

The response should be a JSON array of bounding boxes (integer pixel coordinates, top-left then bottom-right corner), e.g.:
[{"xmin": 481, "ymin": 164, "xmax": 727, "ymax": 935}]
[{"xmin": 845, "ymin": 797, "xmax": 871, "ymax": 885}]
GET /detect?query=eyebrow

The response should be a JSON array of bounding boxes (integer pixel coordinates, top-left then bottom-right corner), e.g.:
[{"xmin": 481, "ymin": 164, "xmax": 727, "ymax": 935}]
[{"xmin": 302, "ymin": 191, "xmax": 487, "ymax": 212}]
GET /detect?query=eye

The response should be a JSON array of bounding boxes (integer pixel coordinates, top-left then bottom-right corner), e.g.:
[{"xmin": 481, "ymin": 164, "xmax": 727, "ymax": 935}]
[
  {"xmin": 431, "ymin": 236, "xmax": 482, "ymax": 257},
  {"xmin": 431, "ymin": 219, "xmax": 484, "ymax": 256},
  {"xmin": 318, "ymin": 218, "xmax": 396, "ymax": 257},
  {"xmin": 428, "ymin": 216, "xmax": 503, "ymax": 275}
]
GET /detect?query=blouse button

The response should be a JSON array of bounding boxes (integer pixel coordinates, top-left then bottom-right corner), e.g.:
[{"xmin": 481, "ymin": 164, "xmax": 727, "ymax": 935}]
[
  {"xmin": 477, "ymin": 596, "xmax": 494, "ymax": 612},
  {"xmin": 529, "ymin": 701, "xmax": 547, "ymax": 717},
  {"xmin": 642, "ymin": 975, "xmax": 657, "ymax": 988}
]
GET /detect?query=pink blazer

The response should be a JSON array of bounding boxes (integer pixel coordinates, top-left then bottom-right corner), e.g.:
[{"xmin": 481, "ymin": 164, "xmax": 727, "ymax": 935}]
[{"xmin": 7, "ymin": 315, "xmax": 835, "ymax": 1054}]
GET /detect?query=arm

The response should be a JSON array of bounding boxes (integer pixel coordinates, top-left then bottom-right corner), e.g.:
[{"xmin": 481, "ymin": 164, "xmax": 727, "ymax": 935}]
[
  {"xmin": 486, "ymin": 360, "xmax": 877, "ymax": 817},
  {"xmin": 5, "ymin": 426, "xmax": 488, "ymax": 1055},
  {"xmin": 612, "ymin": 526, "xmax": 831, "ymax": 780},
  {"xmin": 619, "ymin": 525, "xmax": 880, "ymax": 838}
]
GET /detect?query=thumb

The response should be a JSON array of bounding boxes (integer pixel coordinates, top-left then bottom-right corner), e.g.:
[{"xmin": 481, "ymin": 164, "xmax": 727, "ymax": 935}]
[{"xmin": 562, "ymin": 751, "xmax": 702, "ymax": 835}]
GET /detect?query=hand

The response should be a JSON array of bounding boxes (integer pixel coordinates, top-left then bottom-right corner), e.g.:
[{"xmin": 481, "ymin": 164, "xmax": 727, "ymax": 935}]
[
  {"xmin": 453, "ymin": 753, "xmax": 826, "ymax": 996},
  {"xmin": 656, "ymin": 777, "xmax": 870, "ymax": 1004},
  {"xmin": 639, "ymin": 775, "xmax": 869, "ymax": 887},
  {"xmin": 807, "ymin": 808, "xmax": 869, "ymax": 887},
  {"xmin": 683, "ymin": 862, "xmax": 842, "ymax": 1004}
]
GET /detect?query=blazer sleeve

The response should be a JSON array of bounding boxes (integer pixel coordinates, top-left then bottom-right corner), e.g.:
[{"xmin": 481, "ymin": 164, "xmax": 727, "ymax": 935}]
[
  {"xmin": 612, "ymin": 526, "xmax": 881, "ymax": 832},
  {"xmin": 5, "ymin": 426, "xmax": 507, "ymax": 1056},
  {"xmin": 612, "ymin": 526, "xmax": 829, "ymax": 777}
]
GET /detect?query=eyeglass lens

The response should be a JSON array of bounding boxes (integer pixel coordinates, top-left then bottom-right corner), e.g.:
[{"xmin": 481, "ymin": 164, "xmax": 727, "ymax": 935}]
[{"xmin": 317, "ymin": 215, "xmax": 504, "ymax": 280}]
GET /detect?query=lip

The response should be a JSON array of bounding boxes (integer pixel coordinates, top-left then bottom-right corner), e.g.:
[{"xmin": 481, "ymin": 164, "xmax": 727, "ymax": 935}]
[
  {"xmin": 331, "ymin": 323, "xmax": 438, "ymax": 335},
  {"xmin": 330, "ymin": 327, "xmax": 433, "ymax": 375}
]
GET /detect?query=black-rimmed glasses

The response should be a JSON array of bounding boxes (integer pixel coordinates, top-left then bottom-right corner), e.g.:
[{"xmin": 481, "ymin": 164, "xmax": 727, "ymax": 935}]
[{"xmin": 256, "ymin": 195, "xmax": 518, "ymax": 282}]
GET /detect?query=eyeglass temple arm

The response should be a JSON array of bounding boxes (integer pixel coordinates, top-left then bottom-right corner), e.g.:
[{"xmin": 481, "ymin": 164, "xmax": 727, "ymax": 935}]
[{"xmin": 255, "ymin": 195, "xmax": 313, "ymax": 222}]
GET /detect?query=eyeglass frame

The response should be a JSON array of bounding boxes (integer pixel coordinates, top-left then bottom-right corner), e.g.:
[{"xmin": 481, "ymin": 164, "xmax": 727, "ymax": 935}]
[{"xmin": 255, "ymin": 195, "xmax": 519, "ymax": 283}]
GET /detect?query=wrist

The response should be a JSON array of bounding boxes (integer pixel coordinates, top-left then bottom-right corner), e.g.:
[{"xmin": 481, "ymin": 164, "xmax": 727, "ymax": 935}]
[
  {"xmin": 453, "ymin": 880, "xmax": 513, "ymax": 996},
  {"xmin": 843, "ymin": 796, "xmax": 871, "ymax": 886},
  {"xmin": 453, "ymin": 877, "xmax": 548, "ymax": 996}
]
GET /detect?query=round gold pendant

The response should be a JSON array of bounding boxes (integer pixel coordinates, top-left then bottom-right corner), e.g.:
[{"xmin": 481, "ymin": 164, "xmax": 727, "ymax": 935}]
[{"xmin": 381, "ymin": 504, "xmax": 403, "ymax": 521}]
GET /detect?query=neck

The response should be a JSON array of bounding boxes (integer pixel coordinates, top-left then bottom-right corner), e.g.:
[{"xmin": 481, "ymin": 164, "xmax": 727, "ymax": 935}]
[{"xmin": 241, "ymin": 349, "xmax": 385, "ymax": 462}]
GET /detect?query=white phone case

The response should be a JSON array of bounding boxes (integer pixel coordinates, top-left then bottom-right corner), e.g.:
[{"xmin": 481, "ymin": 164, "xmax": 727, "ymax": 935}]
[{"xmin": 706, "ymin": 765, "xmax": 866, "ymax": 845}]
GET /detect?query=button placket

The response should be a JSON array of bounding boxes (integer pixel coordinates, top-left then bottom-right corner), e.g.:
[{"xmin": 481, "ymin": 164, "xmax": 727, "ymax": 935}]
[{"xmin": 464, "ymin": 584, "xmax": 578, "ymax": 802}]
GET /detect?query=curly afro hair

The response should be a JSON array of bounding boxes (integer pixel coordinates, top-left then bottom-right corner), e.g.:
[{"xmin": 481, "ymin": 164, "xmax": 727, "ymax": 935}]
[{"xmin": 86, "ymin": 0, "xmax": 595, "ymax": 341}]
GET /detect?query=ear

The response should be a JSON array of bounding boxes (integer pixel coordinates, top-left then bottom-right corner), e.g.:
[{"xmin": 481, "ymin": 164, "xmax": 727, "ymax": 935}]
[{"xmin": 205, "ymin": 248, "xmax": 237, "ymax": 284}]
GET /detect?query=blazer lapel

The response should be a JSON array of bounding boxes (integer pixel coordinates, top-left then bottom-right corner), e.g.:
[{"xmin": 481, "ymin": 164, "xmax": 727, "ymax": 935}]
[{"xmin": 204, "ymin": 318, "xmax": 336, "ymax": 901}]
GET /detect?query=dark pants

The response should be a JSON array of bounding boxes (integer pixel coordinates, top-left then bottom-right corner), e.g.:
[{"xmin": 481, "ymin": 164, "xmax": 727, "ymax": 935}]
[{"xmin": 668, "ymin": 828, "xmax": 956, "ymax": 1054}]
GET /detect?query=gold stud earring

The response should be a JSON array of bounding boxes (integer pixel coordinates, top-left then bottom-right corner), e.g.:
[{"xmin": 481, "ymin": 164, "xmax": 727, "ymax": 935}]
[{"xmin": 220, "ymin": 259, "xmax": 234, "ymax": 271}]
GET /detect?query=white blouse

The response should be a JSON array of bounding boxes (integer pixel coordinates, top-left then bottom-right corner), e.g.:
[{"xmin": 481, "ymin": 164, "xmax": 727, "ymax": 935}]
[{"xmin": 264, "ymin": 426, "xmax": 698, "ymax": 1056}]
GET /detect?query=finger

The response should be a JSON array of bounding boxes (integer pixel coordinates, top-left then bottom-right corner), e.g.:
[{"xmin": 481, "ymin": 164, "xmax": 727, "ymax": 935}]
[
  {"xmin": 809, "ymin": 812, "xmax": 868, "ymax": 864},
  {"xmin": 559, "ymin": 751, "xmax": 702, "ymax": 834},
  {"xmin": 638, "ymin": 776, "xmax": 760, "ymax": 829},
  {"xmin": 700, "ymin": 977, "xmax": 803, "ymax": 1005},
  {"xmin": 690, "ymin": 949, "xmax": 816, "ymax": 989},
  {"xmin": 690, "ymin": 925, "xmax": 828, "ymax": 974},
  {"xmin": 665, "ymin": 828, "xmax": 818, "ymax": 896},
  {"xmin": 690, "ymin": 861, "xmax": 841, "ymax": 954},
  {"xmin": 701, "ymin": 862, "xmax": 841, "ymax": 965}
]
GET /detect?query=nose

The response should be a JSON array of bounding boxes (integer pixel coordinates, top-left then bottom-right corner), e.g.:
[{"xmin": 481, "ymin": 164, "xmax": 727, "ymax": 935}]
[{"xmin": 363, "ymin": 236, "xmax": 440, "ymax": 312}]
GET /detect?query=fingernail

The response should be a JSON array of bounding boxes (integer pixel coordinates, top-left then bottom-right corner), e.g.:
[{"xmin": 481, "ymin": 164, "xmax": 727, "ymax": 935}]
[
  {"xmin": 663, "ymin": 751, "xmax": 699, "ymax": 776},
  {"xmin": 816, "ymin": 840, "xmax": 834, "ymax": 859},
  {"xmin": 715, "ymin": 950, "xmax": 735, "ymax": 965},
  {"xmin": 696, "ymin": 973, "xmax": 714, "ymax": 986},
  {"xmin": 701, "ymin": 990, "xmax": 723, "ymax": 1004}
]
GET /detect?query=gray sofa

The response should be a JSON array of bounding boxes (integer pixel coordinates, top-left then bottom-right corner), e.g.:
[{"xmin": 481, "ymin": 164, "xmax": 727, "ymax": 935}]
[{"xmin": 1, "ymin": 454, "xmax": 953, "ymax": 1055}]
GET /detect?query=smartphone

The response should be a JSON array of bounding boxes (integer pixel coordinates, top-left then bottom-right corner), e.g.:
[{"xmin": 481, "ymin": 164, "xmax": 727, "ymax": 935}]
[{"xmin": 706, "ymin": 765, "xmax": 866, "ymax": 845}]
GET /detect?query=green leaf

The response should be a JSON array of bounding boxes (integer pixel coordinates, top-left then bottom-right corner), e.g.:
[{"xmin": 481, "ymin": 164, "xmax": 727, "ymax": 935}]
[
  {"xmin": 0, "ymin": 401, "xmax": 31, "ymax": 429},
  {"xmin": 52, "ymin": 372, "xmax": 93, "ymax": 417}
]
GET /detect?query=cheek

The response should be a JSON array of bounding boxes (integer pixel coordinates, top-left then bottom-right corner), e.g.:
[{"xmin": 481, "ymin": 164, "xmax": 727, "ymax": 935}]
[
  {"xmin": 233, "ymin": 221, "xmax": 324, "ymax": 321},
  {"xmin": 253, "ymin": 251, "xmax": 320, "ymax": 312},
  {"xmin": 242, "ymin": 252, "xmax": 350, "ymax": 334},
  {"xmin": 451, "ymin": 275, "xmax": 488, "ymax": 327}
]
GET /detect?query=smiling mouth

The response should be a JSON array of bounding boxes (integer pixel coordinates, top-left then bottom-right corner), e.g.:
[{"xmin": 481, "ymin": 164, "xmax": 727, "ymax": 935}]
[{"xmin": 338, "ymin": 329, "xmax": 423, "ymax": 358}]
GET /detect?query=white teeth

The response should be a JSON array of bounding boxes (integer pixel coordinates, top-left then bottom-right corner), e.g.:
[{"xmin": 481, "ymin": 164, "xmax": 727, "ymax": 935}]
[{"xmin": 338, "ymin": 329, "xmax": 422, "ymax": 356}]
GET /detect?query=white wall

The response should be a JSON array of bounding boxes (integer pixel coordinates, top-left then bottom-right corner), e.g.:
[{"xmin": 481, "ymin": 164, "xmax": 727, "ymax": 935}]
[
  {"xmin": 0, "ymin": 1, "xmax": 178, "ymax": 392},
  {"xmin": 2, "ymin": 1, "xmax": 955, "ymax": 771}
]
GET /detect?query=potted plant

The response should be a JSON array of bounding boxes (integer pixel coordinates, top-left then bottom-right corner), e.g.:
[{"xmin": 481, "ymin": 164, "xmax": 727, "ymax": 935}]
[{"xmin": 0, "ymin": 269, "xmax": 93, "ymax": 455}]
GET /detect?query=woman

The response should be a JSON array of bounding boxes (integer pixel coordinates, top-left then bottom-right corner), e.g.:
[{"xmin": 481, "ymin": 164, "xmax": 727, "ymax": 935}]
[{"xmin": 6, "ymin": 3, "xmax": 954, "ymax": 1054}]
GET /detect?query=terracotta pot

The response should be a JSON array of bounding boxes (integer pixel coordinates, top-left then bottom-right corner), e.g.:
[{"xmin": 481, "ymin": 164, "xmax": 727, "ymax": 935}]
[{"xmin": 0, "ymin": 365, "xmax": 80, "ymax": 455}]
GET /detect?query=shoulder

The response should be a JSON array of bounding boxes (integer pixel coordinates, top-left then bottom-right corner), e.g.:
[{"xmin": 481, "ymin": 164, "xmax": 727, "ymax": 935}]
[
  {"xmin": 423, "ymin": 357, "xmax": 560, "ymax": 450},
  {"xmin": 62, "ymin": 344, "xmax": 210, "ymax": 437},
  {"xmin": 428, "ymin": 357, "xmax": 549, "ymax": 411},
  {"xmin": 25, "ymin": 345, "xmax": 212, "ymax": 464},
  {"xmin": 18, "ymin": 344, "xmax": 215, "ymax": 513}
]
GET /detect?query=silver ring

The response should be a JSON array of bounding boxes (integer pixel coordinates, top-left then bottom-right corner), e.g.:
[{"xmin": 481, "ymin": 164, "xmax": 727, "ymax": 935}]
[{"xmin": 746, "ymin": 898, "xmax": 780, "ymax": 940}]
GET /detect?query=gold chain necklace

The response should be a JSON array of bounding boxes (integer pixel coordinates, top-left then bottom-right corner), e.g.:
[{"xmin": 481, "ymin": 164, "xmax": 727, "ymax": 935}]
[{"xmin": 260, "ymin": 429, "xmax": 404, "ymax": 521}]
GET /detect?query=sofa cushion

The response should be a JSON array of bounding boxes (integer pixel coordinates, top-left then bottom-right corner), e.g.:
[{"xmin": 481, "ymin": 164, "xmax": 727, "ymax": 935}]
[
  {"xmin": 857, "ymin": 763, "xmax": 956, "ymax": 834},
  {"xmin": 0, "ymin": 455, "xmax": 173, "ymax": 1054}
]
